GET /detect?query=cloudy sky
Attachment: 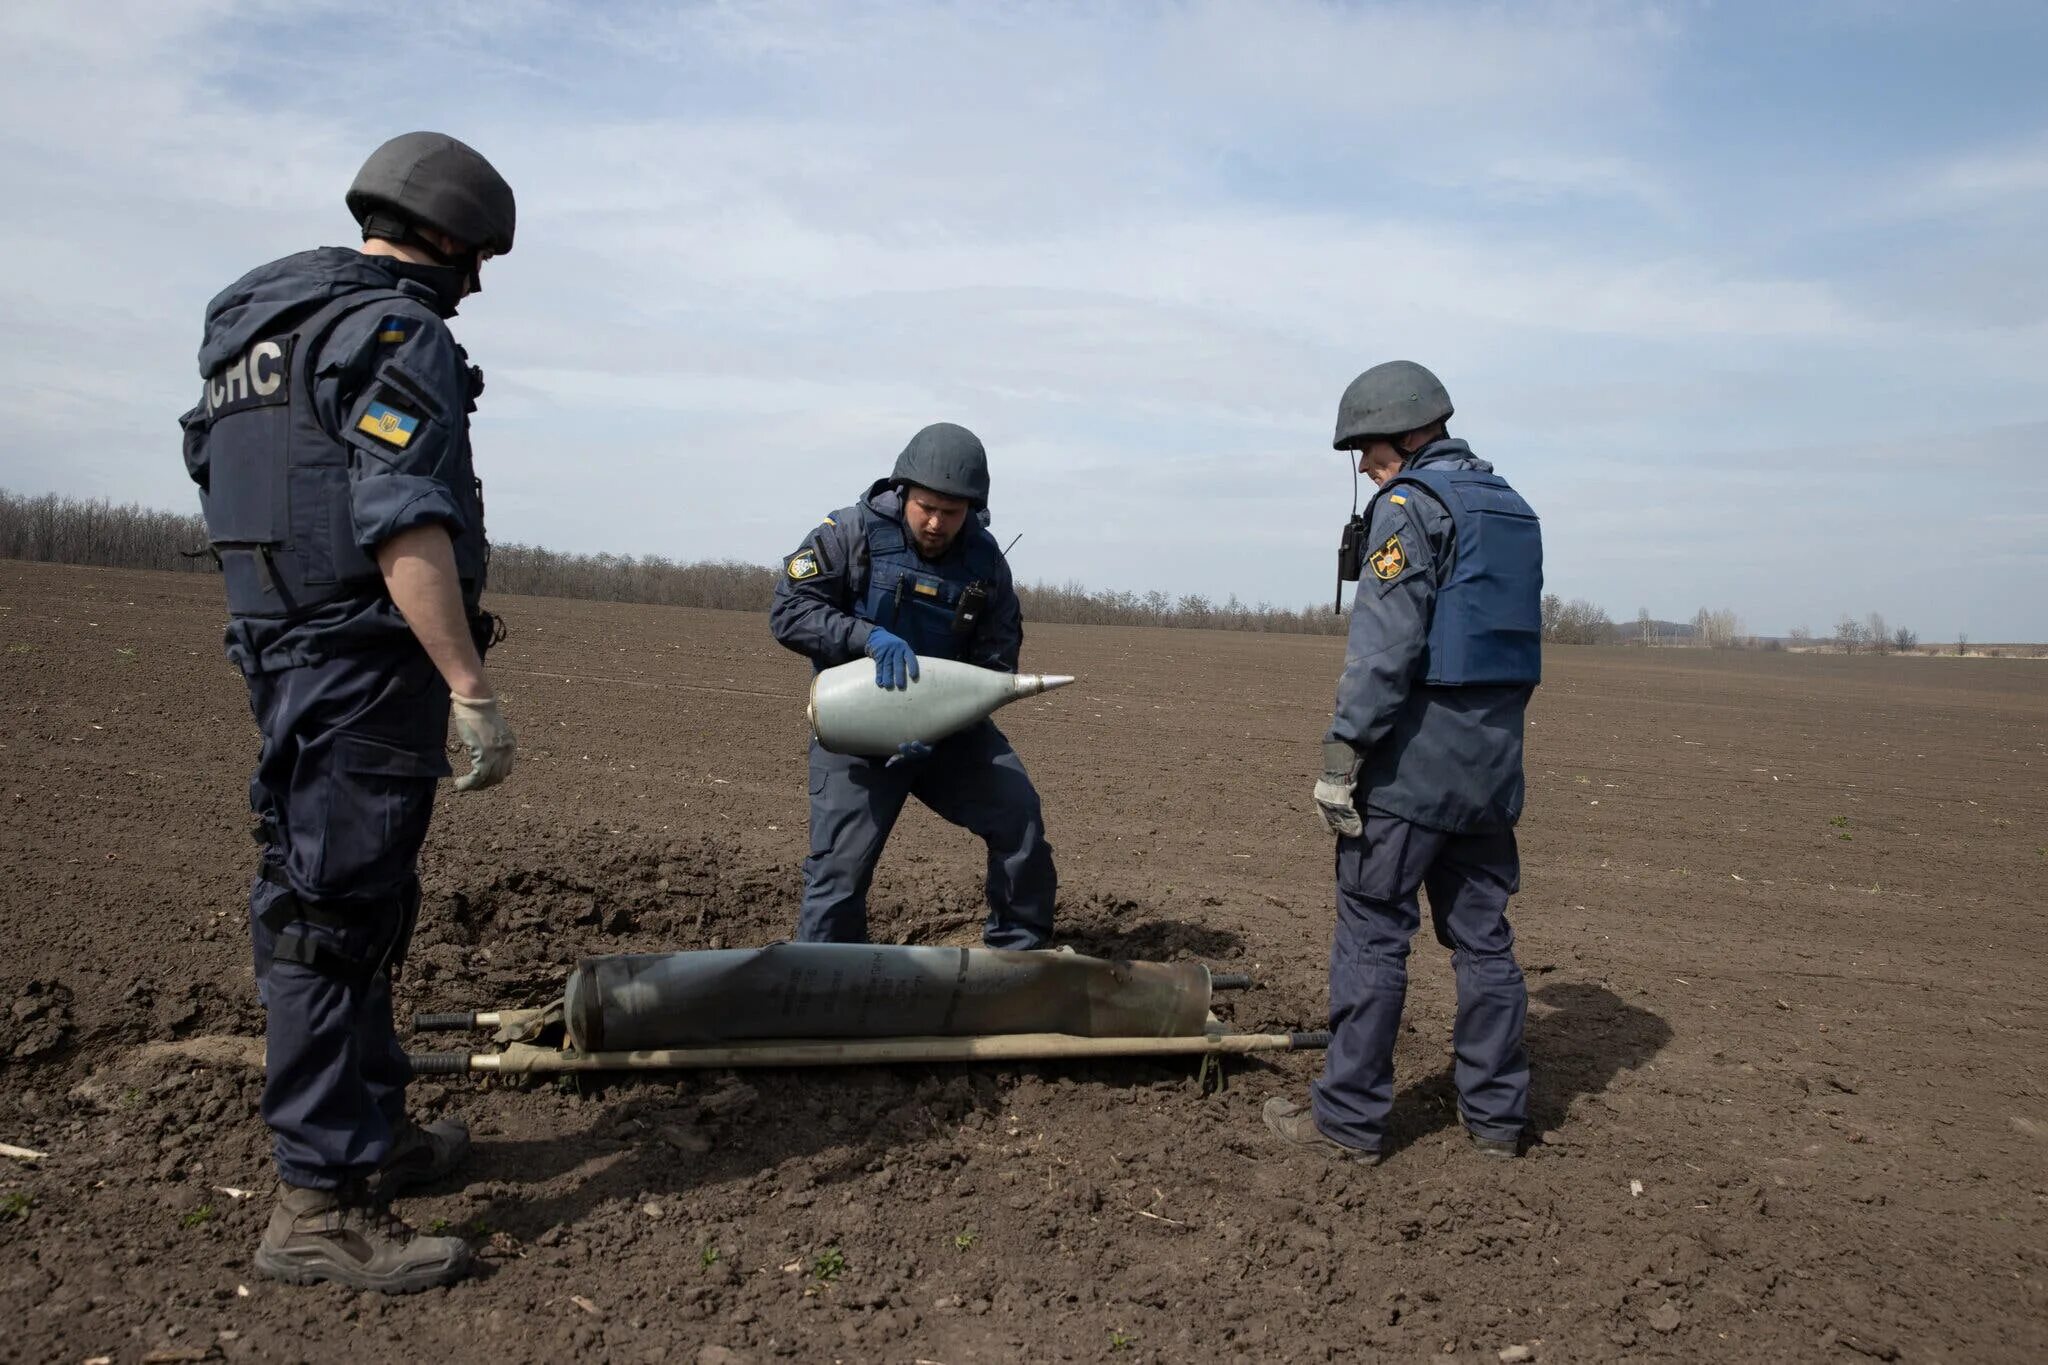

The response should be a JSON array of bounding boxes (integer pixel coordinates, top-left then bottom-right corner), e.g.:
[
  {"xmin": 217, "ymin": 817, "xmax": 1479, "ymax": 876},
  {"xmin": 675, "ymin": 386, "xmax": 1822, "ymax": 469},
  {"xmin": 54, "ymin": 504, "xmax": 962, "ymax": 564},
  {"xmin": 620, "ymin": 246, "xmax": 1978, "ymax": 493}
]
[{"xmin": 1, "ymin": 0, "xmax": 2043, "ymax": 639}]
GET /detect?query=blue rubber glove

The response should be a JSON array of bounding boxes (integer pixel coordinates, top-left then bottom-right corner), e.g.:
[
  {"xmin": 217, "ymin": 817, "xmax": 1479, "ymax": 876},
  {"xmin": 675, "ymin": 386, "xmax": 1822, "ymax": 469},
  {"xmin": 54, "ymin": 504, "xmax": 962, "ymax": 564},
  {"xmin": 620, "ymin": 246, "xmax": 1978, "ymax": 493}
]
[
  {"xmin": 865, "ymin": 626, "xmax": 920, "ymax": 690},
  {"xmin": 886, "ymin": 739, "xmax": 934, "ymax": 769}
]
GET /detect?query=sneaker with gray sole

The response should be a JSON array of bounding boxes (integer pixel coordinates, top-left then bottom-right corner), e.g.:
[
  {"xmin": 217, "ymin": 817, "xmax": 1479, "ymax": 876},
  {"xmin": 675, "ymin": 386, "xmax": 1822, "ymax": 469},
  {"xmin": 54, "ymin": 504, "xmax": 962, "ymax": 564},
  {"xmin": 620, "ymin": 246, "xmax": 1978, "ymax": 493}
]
[
  {"xmin": 1263, "ymin": 1098, "xmax": 1383, "ymax": 1164},
  {"xmin": 254, "ymin": 1183, "xmax": 472, "ymax": 1294}
]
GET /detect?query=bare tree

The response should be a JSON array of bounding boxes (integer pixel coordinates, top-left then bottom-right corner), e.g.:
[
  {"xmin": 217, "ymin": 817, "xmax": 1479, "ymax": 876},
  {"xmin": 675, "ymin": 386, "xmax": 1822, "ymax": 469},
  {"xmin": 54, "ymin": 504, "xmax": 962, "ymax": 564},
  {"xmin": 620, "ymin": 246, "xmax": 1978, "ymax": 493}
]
[
  {"xmin": 1541, "ymin": 593, "xmax": 1564, "ymax": 642},
  {"xmin": 1787, "ymin": 625, "xmax": 1813, "ymax": 647},
  {"xmin": 1637, "ymin": 607, "xmax": 1656, "ymax": 647},
  {"xmin": 1956, "ymin": 632, "xmax": 1969, "ymax": 657},
  {"xmin": 1553, "ymin": 598, "xmax": 1615, "ymax": 645},
  {"xmin": 1692, "ymin": 607, "xmax": 1742, "ymax": 649},
  {"xmin": 1836, "ymin": 613, "xmax": 1865, "ymax": 654},
  {"xmin": 1866, "ymin": 612, "xmax": 1890, "ymax": 656},
  {"xmin": 1891, "ymin": 627, "xmax": 1918, "ymax": 654}
]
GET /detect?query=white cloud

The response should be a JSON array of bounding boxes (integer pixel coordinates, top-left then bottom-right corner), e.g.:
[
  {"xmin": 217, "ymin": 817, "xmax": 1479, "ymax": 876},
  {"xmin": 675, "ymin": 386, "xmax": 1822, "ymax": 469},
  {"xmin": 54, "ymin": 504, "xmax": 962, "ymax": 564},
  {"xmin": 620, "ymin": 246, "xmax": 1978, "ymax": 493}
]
[{"xmin": 1929, "ymin": 131, "xmax": 2048, "ymax": 201}]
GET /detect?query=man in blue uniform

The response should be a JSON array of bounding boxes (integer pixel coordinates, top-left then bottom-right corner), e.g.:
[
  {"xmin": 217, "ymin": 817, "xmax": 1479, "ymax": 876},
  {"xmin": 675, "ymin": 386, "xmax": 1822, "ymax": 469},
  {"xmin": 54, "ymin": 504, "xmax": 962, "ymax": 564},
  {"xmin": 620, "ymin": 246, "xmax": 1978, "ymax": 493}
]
[
  {"xmin": 180, "ymin": 132, "xmax": 519, "ymax": 1291},
  {"xmin": 770, "ymin": 423, "xmax": 1057, "ymax": 950},
  {"xmin": 1264, "ymin": 361, "xmax": 1543, "ymax": 1163}
]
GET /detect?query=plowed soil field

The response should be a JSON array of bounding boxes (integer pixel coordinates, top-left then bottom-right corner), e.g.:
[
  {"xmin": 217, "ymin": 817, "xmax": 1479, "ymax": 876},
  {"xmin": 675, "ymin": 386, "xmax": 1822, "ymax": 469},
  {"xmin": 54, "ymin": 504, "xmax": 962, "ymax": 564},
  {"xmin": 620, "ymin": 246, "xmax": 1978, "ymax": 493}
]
[{"xmin": 2, "ymin": 560, "xmax": 2045, "ymax": 1364}]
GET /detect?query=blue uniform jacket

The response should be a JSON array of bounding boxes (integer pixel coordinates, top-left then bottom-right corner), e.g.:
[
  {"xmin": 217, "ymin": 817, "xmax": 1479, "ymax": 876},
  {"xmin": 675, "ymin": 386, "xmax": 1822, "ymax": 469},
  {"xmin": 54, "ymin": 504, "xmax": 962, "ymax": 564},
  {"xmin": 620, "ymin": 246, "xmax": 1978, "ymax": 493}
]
[
  {"xmin": 181, "ymin": 248, "xmax": 485, "ymax": 673},
  {"xmin": 1327, "ymin": 440, "xmax": 1535, "ymax": 833},
  {"xmin": 769, "ymin": 481, "xmax": 1022, "ymax": 673}
]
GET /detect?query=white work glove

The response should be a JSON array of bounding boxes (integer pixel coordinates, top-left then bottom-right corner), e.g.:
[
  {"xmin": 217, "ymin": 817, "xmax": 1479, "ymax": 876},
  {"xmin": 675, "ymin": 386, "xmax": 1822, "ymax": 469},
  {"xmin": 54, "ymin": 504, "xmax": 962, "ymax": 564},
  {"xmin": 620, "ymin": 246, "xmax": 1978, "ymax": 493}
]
[
  {"xmin": 1314, "ymin": 740, "xmax": 1364, "ymax": 838},
  {"xmin": 450, "ymin": 693, "xmax": 516, "ymax": 792}
]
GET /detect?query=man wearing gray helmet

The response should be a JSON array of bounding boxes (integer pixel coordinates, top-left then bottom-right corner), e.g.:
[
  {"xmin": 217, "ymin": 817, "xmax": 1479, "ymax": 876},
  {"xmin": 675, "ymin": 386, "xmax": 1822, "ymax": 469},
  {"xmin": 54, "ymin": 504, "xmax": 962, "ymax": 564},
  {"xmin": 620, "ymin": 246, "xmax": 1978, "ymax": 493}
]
[
  {"xmin": 770, "ymin": 423, "xmax": 1058, "ymax": 950},
  {"xmin": 179, "ymin": 132, "xmax": 519, "ymax": 1291},
  {"xmin": 1264, "ymin": 362, "xmax": 1544, "ymax": 1164}
]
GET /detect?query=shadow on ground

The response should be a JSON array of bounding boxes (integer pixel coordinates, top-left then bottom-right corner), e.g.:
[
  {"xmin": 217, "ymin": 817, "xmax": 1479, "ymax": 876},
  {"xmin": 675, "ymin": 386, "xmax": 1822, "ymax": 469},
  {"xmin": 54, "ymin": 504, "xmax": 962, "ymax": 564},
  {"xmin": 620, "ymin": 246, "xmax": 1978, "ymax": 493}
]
[{"xmin": 1382, "ymin": 980, "xmax": 1673, "ymax": 1152}]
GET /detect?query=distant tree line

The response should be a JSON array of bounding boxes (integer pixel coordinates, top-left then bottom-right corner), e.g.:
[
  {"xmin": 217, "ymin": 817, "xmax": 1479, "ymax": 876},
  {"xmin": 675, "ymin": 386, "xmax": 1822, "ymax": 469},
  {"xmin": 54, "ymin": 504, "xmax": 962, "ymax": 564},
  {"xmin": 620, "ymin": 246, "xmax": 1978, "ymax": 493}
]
[
  {"xmin": 489, "ymin": 545, "xmax": 776, "ymax": 612},
  {"xmin": 1016, "ymin": 581, "xmax": 1347, "ymax": 635},
  {"xmin": 7, "ymin": 492, "xmax": 1990, "ymax": 649},
  {"xmin": 0, "ymin": 490, "xmax": 215, "ymax": 575},
  {"xmin": 1554, "ymin": 596, "xmax": 1948, "ymax": 654},
  {"xmin": 0, "ymin": 489, "xmax": 1344, "ymax": 635}
]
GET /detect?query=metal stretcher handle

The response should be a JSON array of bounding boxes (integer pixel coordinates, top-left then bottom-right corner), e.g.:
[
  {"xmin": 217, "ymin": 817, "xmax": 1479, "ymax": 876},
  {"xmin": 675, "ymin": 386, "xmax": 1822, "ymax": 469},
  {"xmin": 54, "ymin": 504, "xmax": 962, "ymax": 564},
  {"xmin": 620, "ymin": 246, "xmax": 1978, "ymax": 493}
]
[{"xmin": 405, "ymin": 1029, "xmax": 1329, "ymax": 1077}]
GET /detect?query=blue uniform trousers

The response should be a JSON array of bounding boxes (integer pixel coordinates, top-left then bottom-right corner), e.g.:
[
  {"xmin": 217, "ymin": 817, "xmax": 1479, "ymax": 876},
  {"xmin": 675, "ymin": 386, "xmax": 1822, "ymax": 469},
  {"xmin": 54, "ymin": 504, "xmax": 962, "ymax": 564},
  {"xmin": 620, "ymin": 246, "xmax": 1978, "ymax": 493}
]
[
  {"xmin": 242, "ymin": 645, "xmax": 451, "ymax": 1189},
  {"xmin": 797, "ymin": 721, "xmax": 1056, "ymax": 950},
  {"xmin": 1312, "ymin": 812, "xmax": 1528, "ymax": 1150}
]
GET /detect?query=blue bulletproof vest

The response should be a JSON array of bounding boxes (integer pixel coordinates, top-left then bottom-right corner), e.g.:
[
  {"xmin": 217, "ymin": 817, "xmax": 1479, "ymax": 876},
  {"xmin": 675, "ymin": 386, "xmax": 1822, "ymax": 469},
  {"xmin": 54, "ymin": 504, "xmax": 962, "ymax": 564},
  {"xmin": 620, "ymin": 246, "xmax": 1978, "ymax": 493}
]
[
  {"xmin": 856, "ymin": 515, "xmax": 1005, "ymax": 659},
  {"xmin": 188, "ymin": 292, "xmax": 485, "ymax": 621},
  {"xmin": 1379, "ymin": 466, "xmax": 1543, "ymax": 687}
]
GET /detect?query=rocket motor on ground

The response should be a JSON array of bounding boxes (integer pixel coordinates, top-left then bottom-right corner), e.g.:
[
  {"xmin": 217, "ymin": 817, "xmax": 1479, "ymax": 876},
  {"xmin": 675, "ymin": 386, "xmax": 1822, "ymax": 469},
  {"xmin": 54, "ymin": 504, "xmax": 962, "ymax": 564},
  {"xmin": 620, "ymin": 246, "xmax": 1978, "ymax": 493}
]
[
  {"xmin": 562, "ymin": 943, "xmax": 1213, "ymax": 1052},
  {"xmin": 808, "ymin": 657, "xmax": 1076, "ymax": 756}
]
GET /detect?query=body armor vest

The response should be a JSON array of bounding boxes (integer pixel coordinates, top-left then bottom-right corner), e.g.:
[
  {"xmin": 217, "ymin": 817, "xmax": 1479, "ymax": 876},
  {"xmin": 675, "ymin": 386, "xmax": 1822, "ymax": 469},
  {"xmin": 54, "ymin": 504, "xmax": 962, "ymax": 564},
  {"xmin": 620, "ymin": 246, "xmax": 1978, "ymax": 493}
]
[
  {"xmin": 1379, "ymin": 466, "xmax": 1543, "ymax": 687},
  {"xmin": 189, "ymin": 291, "xmax": 484, "ymax": 621},
  {"xmin": 856, "ymin": 516, "xmax": 1004, "ymax": 660}
]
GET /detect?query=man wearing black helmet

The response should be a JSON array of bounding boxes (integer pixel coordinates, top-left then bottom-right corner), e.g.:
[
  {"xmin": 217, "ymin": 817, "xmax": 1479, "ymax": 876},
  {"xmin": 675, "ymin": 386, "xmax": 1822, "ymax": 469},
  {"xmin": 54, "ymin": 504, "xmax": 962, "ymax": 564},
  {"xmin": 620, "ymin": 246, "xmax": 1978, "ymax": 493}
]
[
  {"xmin": 770, "ymin": 423, "xmax": 1058, "ymax": 949},
  {"xmin": 178, "ymin": 132, "xmax": 519, "ymax": 1292},
  {"xmin": 1263, "ymin": 362, "xmax": 1544, "ymax": 1165}
]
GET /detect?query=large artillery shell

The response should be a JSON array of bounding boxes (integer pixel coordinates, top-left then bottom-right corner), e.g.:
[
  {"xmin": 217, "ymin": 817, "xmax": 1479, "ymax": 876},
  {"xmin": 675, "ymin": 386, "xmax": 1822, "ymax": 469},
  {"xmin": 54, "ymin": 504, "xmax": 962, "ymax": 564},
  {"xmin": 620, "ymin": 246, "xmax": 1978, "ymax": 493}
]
[{"xmin": 807, "ymin": 657, "xmax": 1074, "ymax": 756}]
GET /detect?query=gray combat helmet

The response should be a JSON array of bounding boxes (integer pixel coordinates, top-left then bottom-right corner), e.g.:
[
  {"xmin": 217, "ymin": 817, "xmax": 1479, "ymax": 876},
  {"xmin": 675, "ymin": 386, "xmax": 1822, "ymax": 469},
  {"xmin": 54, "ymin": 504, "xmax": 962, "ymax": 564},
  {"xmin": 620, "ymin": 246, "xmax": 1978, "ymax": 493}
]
[
  {"xmin": 891, "ymin": 422, "xmax": 990, "ymax": 506},
  {"xmin": 347, "ymin": 132, "xmax": 517, "ymax": 256},
  {"xmin": 1332, "ymin": 360, "xmax": 1453, "ymax": 449}
]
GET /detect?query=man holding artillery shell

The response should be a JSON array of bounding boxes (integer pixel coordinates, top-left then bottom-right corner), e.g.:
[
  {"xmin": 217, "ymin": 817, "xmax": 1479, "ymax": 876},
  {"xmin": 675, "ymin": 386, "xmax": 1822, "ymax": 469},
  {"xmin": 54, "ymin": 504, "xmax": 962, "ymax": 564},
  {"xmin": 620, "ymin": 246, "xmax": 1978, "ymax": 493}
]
[{"xmin": 770, "ymin": 423, "xmax": 1058, "ymax": 950}]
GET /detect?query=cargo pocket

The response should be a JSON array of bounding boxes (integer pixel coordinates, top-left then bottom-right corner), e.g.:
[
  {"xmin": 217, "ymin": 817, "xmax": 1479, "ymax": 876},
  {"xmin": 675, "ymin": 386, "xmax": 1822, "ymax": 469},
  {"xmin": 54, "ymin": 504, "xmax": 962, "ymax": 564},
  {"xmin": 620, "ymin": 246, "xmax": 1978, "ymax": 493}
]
[{"xmin": 307, "ymin": 733, "xmax": 452, "ymax": 897}]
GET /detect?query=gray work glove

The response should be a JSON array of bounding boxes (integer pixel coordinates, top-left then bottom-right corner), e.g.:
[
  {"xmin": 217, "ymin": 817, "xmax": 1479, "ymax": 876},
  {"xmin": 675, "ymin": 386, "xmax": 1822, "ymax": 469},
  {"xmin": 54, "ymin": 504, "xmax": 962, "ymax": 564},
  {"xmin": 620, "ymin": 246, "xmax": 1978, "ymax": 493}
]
[
  {"xmin": 450, "ymin": 693, "xmax": 517, "ymax": 792},
  {"xmin": 1314, "ymin": 739, "xmax": 1363, "ymax": 837}
]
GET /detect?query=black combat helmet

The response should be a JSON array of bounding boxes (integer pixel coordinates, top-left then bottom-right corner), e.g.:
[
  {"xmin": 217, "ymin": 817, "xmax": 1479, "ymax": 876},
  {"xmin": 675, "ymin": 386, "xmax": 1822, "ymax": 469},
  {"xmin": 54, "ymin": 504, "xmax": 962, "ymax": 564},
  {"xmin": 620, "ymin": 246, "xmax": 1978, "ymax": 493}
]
[
  {"xmin": 346, "ymin": 132, "xmax": 516, "ymax": 256},
  {"xmin": 891, "ymin": 422, "xmax": 990, "ymax": 506},
  {"xmin": 1332, "ymin": 360, "xmax": 1453, "ymax": 450}
]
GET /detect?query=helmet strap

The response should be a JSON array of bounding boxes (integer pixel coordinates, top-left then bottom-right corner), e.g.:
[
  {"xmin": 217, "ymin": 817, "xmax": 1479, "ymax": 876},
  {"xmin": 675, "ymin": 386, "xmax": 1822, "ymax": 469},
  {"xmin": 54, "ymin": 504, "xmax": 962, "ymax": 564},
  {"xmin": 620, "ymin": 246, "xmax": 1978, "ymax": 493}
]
[{"xmin": 362, "ymin": 211, "xmax": 483, "ymax": 306}]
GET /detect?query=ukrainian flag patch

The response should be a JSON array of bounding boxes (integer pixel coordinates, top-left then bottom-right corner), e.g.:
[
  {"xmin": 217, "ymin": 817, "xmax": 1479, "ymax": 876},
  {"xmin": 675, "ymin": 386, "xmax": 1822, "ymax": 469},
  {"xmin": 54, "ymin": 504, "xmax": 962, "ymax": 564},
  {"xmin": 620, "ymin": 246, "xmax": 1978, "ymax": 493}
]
[
  {"xmin": 356, "ymin": 400, "xmax": 419, "ymax": 449},
  {"xmin": 375, "ymin": 315, "xmax": 416, "ymax": 345}
]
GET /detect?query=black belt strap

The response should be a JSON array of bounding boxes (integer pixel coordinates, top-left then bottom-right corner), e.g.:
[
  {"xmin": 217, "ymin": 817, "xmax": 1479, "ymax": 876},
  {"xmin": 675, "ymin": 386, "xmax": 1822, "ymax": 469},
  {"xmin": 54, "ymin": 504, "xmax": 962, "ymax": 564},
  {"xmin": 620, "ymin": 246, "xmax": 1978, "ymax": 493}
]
[
  {"xmin": 256, "ymin": 864, "xmax": 362, "ymax": 930},
  {"xmin": 256, "ymin": 864, "xmax": 394, "ymax": 977}
]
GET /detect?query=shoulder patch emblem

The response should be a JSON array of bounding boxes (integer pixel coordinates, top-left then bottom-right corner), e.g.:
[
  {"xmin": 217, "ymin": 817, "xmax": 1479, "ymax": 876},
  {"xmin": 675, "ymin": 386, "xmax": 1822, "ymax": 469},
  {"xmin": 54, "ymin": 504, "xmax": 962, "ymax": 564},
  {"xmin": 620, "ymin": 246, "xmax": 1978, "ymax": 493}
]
[
  {"xmin": 375, "ymin": 315, "xmax": 417, "ymax": 346},
  {"xmin": 1388, "ymin": 494, "xmax": 1406, "ymax": 505},
  {"xmin": 786, "ymin": 550, "xmax": 820, "ymax": 581},
  {"xmin": 356, "ymin": 399, "xmax": 419, "ymax": 449},
  {"xmin": 1370, "ymin": 534, "xmax": 1407, "ymax": 581}
]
